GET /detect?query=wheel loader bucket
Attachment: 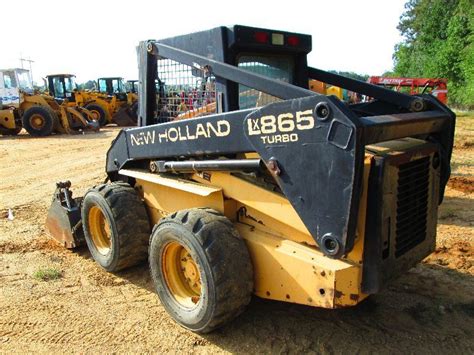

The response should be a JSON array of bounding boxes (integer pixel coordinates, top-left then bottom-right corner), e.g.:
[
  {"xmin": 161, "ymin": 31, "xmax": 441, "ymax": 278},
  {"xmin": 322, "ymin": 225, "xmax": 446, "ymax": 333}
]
[
  {"xmin": 45, "ymin": 181, "xmax": 84, "ymax": 248},
  {"xmin": 112, "ymin": 104, "xmax": 137, "ymax": 126},
  {"xmin": 70, "ymin": 107, "xmax": 101, "ymax": 132}
]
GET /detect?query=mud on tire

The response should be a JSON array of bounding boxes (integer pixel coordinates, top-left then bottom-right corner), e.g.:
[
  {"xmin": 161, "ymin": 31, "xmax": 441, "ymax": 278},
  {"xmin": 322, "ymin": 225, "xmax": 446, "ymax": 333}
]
[
  {"xmin": 149, "ymin": 208, "xmax": 254, "ymax": 333},
  {"xmin": 81, "ymin": 182, "xmax": 150, "ymax": 272}
]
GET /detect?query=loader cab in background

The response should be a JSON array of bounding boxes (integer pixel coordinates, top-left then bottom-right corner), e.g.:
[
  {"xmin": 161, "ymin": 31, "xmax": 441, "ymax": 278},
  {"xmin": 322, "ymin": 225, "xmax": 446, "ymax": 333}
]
[
  {"xmin": 146, "ymin": 25, "xmax": 311, "ymax": 124},
  {"xmin": 97, "ymin": 77, "xmax": 128, "ymax": 101},
  {"xmin": 126, "ymin": 80, "xmax": 138, "ymax": 94},
  {"xmin": 0, "ymin": 68, "xmax": 33, "ymax": 107},
  {"xmin": 47, "ymin": 74, "xmax": 77, "ymax": 103}
]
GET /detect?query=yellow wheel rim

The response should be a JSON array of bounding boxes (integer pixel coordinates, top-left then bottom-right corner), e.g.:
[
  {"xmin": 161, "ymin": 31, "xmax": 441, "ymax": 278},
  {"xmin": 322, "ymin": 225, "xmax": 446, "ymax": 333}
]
[
  {"xmin": 30, "ymin": 114, "xmax": 45, "ymax": 129},
  {"xmin": 90, "ymin": 110, "xmax": 101, "ymax": 120},
  {"xmin": 88, "ymin": 205, "xmax": 112, "ymax": 255},
  {"xmin": 162, "ymin": 241, "xmax": 201, "ymax": 308}
]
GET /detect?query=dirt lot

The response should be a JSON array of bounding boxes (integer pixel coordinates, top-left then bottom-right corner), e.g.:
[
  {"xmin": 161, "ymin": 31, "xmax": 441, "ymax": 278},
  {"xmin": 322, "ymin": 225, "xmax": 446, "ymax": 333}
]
[{"xmin": 1, "ymin": 119, "xmax": 473, "ymax": 353}]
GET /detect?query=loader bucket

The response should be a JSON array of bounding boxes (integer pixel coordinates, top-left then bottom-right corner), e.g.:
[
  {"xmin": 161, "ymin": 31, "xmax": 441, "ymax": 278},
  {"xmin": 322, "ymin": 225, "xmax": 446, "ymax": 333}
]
[
  {"xmin": 112, "ymin": 104, "xmax": 138, "ymax": 126},
  {"xmin": 45, "ymin": 181, "xmax": 84, "ymax": 248}
]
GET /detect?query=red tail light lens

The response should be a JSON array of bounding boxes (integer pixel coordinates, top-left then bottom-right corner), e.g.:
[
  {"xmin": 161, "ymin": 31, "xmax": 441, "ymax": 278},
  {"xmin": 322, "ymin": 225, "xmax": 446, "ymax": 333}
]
[
  {"xmin": 254, "ymin": 31, "xmax": 269, "ymax": 43},
  {"xmin": 287, "ymin": 35, "xmax": 300, "ymax": 46}
]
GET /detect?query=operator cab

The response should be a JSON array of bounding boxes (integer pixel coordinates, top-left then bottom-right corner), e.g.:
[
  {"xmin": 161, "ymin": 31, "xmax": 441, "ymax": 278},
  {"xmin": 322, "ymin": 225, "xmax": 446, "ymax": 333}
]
[
  {"xmin": 47, "ymin": 74, "xmax": 77, "ymax": 103},
  {"xmin": 150, "ymin": 25, "xmax": 311, "ymax": 124},
  {"xmin": 97, "ymin": 77, "xmax": 128, "ymax": 101},
  {"xmin": 0, "ymin": 68, "xmax": 33, "ymax": 107},
  {"xmin": 126, "ymin": 80, "xmax": 138, "ymax": 94}
]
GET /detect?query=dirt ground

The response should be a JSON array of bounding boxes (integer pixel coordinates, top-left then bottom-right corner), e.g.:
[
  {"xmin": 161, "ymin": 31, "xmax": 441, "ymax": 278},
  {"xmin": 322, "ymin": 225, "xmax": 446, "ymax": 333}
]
[{"xmin": 1, "ymin": 118, "xmax": 473, "ymax": 353}]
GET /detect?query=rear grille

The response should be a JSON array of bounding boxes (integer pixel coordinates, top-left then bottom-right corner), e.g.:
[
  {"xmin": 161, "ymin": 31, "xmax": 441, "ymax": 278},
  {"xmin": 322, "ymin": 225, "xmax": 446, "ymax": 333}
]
[{"xmin": 395, "ymin": 157, "xmax": 430, "ymax": 257}]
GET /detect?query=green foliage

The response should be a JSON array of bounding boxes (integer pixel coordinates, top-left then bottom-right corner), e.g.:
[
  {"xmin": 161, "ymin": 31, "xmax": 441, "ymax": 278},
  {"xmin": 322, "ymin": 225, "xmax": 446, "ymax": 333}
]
[
  {"xmin": 33, "ymin": 267, "xmax": 62, "ymax": 281},
  {"xmin": 328, "ymin": 70, "xmax": 369, "ymax": 82},
  {"xmin": 76, "ymin": 80, "xmax": 97, "ymax": 91},
  {"xmin": 393, "ymin": 0, "xmax": 474, "ymax": 108},
  {"xmin": 83, "ymin": 80, "xmax": 97, "ymax": 90}
]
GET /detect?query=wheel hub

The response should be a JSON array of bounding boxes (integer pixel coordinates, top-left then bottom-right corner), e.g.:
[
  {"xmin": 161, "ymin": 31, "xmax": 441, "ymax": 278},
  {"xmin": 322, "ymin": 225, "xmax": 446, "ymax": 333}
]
[
  {"xmin": 163, "ymin": 241, "xmax": 201, "ymax": 308},
  {"xmin": 88, "ymin": 205, "xmax": 112, "ymax": 255},
  {"xmin": 90, "ymin": 110, "xmax": 100, "ymax": 120},
  {"xmin": 30, "ymin": 114, "xmax": 45, "ymax": 129}
]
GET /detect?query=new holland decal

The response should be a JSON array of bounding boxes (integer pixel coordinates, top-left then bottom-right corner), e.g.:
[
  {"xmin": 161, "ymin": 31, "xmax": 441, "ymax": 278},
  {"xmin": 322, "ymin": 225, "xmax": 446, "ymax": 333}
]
[{"xmin": 129, "ymin": 120, "xmax": 231, "ymax": 146}]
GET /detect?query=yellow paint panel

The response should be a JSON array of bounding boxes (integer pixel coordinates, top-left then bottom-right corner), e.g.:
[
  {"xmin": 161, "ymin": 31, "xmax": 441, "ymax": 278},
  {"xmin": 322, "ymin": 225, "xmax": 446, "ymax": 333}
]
[
  {"xmin": 120, "ymin": 169, "xmax": 222, "ymax": 196},
  {"xmin": 192, "ymin": 172, "xmax": 312, "ymax": 240},
  {"xmin": 236, "ymin": 223, "xmax": 362, "ymax": 308},
  {"xmin": 134, "ymin": 177, "xmax": 224, "ymax": 225},
  {"xmin": 0, "ymin": 109, "xmax": 16, "ymax": 129}
]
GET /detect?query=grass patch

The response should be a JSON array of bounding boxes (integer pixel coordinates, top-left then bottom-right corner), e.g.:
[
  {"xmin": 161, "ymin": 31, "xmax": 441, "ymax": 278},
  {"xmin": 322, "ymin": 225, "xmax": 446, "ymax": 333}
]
[{"xmin": 33, "ymin": 267, "xmax": 62, "ymax": 281}]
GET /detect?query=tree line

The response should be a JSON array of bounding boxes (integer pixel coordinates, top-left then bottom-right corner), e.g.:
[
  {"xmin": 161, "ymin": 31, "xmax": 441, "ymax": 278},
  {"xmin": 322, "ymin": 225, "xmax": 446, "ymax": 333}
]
[{"xmin": 392, "ymin": 0, "xmax": 473, "ymax": 108}]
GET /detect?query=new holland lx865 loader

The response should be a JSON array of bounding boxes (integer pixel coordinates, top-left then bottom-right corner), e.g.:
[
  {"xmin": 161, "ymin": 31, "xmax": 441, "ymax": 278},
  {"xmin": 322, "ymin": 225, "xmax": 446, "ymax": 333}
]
[{"xmin": 46, "ymin": 25, "xmax": 456, "ymax": 333}]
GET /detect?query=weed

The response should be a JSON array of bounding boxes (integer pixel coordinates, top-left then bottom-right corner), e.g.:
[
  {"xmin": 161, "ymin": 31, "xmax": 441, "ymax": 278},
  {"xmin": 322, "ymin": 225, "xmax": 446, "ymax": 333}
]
[{"xmin": 33, "ymin": 267, "xmax": 62, "ymax": 281}]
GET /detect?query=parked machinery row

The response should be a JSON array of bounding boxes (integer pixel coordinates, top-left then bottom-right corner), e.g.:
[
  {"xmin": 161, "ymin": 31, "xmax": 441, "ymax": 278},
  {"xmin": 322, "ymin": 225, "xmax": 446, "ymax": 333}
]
[{"xmin": 0, "ymin": 70, "xmax": 138, "ymax": 137}]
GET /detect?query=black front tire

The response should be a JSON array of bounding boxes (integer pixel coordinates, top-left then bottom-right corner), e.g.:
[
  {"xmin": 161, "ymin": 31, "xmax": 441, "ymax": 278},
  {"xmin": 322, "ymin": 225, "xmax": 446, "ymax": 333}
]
[
  {"xmin": 22, "ymin": 106, "xmax": 58, "ymax": 137},
  {"xmin": 81, "ymin": 182, "xmax": 150, "ymax": 272},
  {"xmin": 85, "ymin": 103, "xmax": 107, "ymax": 126},
  {"xmin": 149, "ymin": 208, "xmax": 254, "ymax": 333}
]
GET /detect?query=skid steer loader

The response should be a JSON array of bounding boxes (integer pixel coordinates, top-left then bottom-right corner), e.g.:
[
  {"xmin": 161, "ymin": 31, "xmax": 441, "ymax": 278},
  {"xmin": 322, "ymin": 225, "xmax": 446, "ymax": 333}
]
[
  {"xmin": 0, "ymin": 68, "xmax": 98, "ymax": 136},
  {"xmin": 46, "ymin": 74, "xmax": 137, "ymax": 127},
  {"xmin": 46, "ymin": 25, "xmax": 455, "ymax": 333}
]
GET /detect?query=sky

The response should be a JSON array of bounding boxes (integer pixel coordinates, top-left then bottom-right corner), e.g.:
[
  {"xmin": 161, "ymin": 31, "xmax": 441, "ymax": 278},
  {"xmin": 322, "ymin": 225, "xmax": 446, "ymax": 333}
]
[{"xmin": 1, "ymin": 0, "xmax": 406, "ymax": 84}]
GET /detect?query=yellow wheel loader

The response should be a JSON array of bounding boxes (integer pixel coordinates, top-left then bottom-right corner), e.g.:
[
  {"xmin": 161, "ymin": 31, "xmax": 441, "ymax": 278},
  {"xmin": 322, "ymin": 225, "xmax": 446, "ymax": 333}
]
[
  {"xmin": 96, "ymin": 77, "xmax": 138, "ymax": 125},
  {"xmin": 0, "ymin": 68, "xmax": 99, "ymax": 136},
  {"xmin": 126, "ymin": 79, "xmax": 138, "ymax": 95},
  {"xmin": 46, "ymin": 25, "xmax": 456, "ymax": 333},
  {"xmin": 46, "ymin": 74, "xmax": 137, "ymax": 127},
  {"xmin": 309, "ymin": 79, "xmax": 343, "ymax": 99}
]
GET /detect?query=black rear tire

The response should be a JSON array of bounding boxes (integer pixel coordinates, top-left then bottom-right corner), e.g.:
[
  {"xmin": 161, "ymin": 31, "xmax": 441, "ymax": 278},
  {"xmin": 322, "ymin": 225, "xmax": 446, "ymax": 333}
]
[
  {"xmin": 81, "ymin": 182, "xmax": 150, "ymax": 272},
  {"xmin": 149, "ymin": 208, "xmax": 253, "ymax": 333},
  {"xmin": 22, "ymin": 106, "xmax": 57, "ymax": 137},
  {"xmin": 85, "ymin": 103, "xmax": 107, "ymax": 126}
]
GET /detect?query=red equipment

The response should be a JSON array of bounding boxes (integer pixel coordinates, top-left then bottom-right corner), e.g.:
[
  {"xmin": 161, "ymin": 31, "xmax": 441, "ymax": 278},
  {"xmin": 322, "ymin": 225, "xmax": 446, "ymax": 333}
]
[{"xmin": 368, "ymin": 76, "xmax": 448, "ymax": 104}]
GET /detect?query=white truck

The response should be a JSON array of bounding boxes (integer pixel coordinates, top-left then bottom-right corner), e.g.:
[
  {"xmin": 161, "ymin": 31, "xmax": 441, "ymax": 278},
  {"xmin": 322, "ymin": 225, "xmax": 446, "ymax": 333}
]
[{"xmin": 0, "ymin": 68, "xmax": 32, "ymax": 135}]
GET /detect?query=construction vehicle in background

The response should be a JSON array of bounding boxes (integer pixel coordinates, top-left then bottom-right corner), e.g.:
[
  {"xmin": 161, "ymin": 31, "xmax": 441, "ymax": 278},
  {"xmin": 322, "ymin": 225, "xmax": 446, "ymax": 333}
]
[
  {"xmin": 97, "ymin": 77, "xmax": 139, "ymax": 121},
  {"xmin": 368, "ymin": 76, "xmax": 448, "ymax": 104},
  {"xmin": 46, "ymin": 25, "xmax": 455, "ymax": 333},
  {"xmin": 126, "ymin": 79, "xmax": 139, "ymax": 94},
  {"xmin": 47, "ymin": 74, "xmax": 137, "ymax": 126},
  {"xmin": 309, "ymin": 79, "xmax": 343, "ymax": 99},
  {"xmin": 0, "ymin": 68, "xmax": 98, "ymax": 136}
]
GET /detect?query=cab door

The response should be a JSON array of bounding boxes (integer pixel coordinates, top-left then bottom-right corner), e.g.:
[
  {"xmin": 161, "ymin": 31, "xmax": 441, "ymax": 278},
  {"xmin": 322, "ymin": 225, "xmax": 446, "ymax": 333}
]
[{"xmin": 0, "ymin": 71, "xmax": 21, "ymax": 108}]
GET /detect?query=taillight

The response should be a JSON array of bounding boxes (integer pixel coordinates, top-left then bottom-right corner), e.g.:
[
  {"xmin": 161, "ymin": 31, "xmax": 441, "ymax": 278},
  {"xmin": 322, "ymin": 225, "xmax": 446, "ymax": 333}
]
[
  {"xmin": 287, "ymin": 35, "xmax": 300, "ymax": 46},
  {"xmin": 254, "ymin": 31, "xmax": 269, "ymax": 43}
]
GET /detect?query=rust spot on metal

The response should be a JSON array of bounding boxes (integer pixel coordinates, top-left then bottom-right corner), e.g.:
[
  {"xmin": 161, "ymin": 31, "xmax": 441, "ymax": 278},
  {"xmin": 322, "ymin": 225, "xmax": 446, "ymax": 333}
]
[
  {"xmin": 334, "ymin": 290, "xmax": 344, "ymax": 298},
  {"xmin": 265, "ymin": 158, "xmax": 281, "ymax": 176},
  {"xmin": 45, "ymin": 216, "xmax": 76, "ymax": 248}
]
